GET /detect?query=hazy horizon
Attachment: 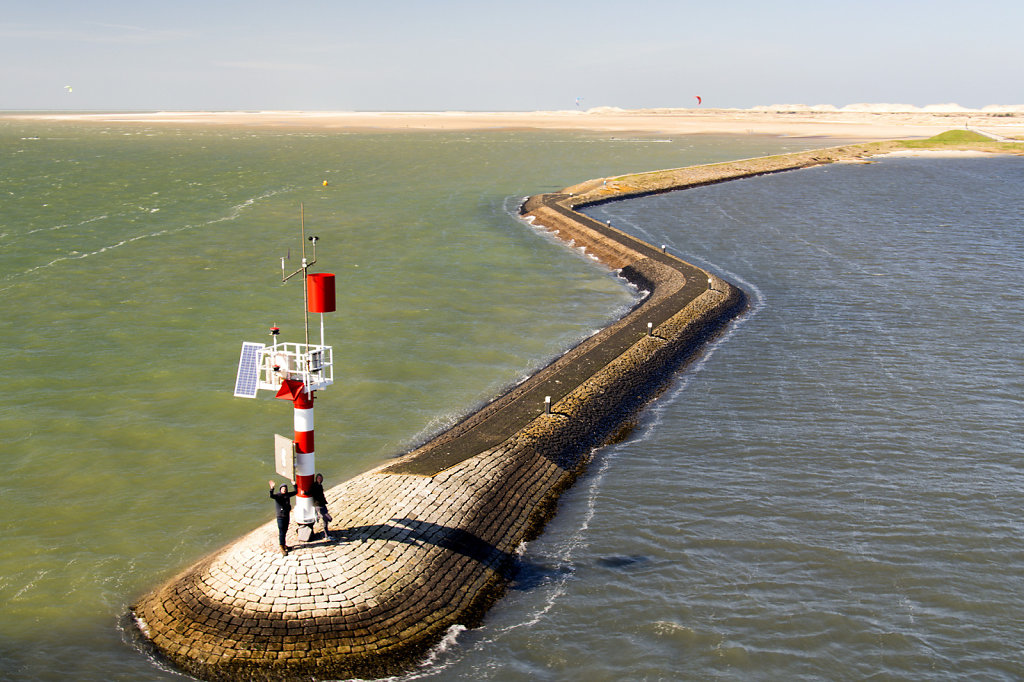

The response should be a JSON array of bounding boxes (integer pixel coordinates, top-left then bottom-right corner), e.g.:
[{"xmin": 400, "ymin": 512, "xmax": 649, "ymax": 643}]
[
  {"xmin": 4, "ymin": 103, "xmax": 1023, "ymax": 115},
  {"xmin": 3, "ymin": 0, "xmax": 1023, "ymax": 112}
]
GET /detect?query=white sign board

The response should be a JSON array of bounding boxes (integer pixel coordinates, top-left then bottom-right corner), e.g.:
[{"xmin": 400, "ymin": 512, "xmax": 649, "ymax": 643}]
[{"xmin": 274, "ymin": 434, "xmax": 295, "ymax": 482}]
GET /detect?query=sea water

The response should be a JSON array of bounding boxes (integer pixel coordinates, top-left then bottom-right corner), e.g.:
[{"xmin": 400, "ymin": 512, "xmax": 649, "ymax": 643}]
[
  {"xmin": 2, "ymin": 120, "xmax": 1020, "ymax": 680},
  {"xmin": 414, "ymin": 155, "xmax": 1024, "ymax": 681}
]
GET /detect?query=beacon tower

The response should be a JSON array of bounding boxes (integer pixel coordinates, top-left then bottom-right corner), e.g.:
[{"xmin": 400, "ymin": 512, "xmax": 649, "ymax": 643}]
[{"xmin": 233, "ymin": 215, "xmax": 336, "ymax": 540}]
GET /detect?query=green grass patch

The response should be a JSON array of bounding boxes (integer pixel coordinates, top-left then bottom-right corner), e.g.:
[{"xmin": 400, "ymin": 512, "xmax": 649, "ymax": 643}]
[
  {"xmin": 897, "ymin": 129, "xmax": 1022, "ymax": 152},
  {"xmin": 923, "ymin": 130, "xmax": 993, "ymax": 144}
]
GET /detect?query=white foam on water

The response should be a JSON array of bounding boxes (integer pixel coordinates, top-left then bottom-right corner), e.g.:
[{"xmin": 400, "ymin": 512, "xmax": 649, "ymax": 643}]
[
  {"xmin": 364, "ymin": 622, "xmax": 468, "ymax": 679},
  {"xmin": 117, "ymin": 614, "xmax": 187, "ymax": 680},
  {"xmin": 505, "ymin": 195, "xmax": 529, "ymax": 217},
  {"xmin": 497, "ymin": 444, "xmax": 613, "ymax": 633},
  {"xmin": 604, "ymin": 257, "xmax": 765, "ymax": 452},
  {"xmin": 20, "ymin": 212, "xmax": 113, "ymax": 238},
  {"xmin": 399, "ymin": 410, "xmax": 466, "ymax": 453},
  {"xmin": 0, "ymin": 188, "xmax": 283, "ymax": 294},
  {"xmin": 11, "ymin": 569, "xmax": 49, "ymax": 601}
]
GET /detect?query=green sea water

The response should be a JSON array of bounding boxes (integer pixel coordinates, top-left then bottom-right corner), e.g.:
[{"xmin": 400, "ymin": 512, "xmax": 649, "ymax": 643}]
[{"xmin": 0, "ymin": 120, "xmax": 822, "ymax": 680}]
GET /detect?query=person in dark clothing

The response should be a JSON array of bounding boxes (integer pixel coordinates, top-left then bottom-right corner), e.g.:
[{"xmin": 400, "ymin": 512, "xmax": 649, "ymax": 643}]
[
  {"xmin": 268, "ymin": 480, "xmax": 296, "ymax": 555},
  {"xmin": 309, "ymin": 473, "xmax": 332, "ymax": 538}
]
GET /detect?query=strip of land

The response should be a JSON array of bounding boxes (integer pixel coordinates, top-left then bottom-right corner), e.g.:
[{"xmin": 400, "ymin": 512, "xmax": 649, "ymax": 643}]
[
  {"xmin": 558, "ymin": 132, "xmax": 1024, "ymax": 207},
  {"xmin": 7, "ymin": 108, "xmax": 1024, "ymax": 140}
]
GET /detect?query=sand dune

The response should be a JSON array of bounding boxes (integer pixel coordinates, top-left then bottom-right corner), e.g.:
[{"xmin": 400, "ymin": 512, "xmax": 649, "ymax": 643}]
[{"xmin": 6, "ymin": 106, "xmax": 1024, "ymax": 140}]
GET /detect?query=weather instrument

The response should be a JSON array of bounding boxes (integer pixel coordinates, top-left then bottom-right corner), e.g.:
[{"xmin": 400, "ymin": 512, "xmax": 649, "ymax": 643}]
[{"xmin": 232, "ymin": 205, "xmax": 337, "ymax": 540}]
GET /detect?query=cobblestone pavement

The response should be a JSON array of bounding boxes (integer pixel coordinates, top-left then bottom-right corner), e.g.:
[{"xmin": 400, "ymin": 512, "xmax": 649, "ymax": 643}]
[{"xmin": 130, "ymin": 182, "xmax": 747, "ymax": 681}]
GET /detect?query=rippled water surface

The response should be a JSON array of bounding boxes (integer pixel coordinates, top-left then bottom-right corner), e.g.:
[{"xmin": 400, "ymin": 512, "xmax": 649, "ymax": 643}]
[
  {"xmin": 2, "ymin": 120, "xmax": 1020, "ymax": 680},
  {"xmin": 415, "ymin": 155, "xmax": 1023, "ymax": 681}
]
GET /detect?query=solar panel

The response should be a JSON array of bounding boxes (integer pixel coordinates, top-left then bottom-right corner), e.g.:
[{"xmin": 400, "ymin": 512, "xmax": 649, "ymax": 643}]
[{"xmin": 233, "ymin": 342, "xmax": 265, "ymax": 398}]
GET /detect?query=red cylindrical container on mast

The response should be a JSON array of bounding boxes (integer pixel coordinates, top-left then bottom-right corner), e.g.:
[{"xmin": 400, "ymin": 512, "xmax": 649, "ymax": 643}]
[{"xmin": 307, "ymin": 273, "xmax": 336, "ymax": 313}]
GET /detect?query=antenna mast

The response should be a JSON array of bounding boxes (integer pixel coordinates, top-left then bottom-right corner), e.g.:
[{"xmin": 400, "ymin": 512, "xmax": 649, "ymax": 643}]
[
  {"xmin": 301, "ymin": 205, "xmax": 309, "ymax": 349},
  {"xmin": 281, "ymin": 203, "xmax": 318, "ymax": 349}
]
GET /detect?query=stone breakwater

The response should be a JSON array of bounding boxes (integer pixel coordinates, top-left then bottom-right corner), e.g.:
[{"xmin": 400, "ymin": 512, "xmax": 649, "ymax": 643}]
[{"xmin": 130, "ymin": 142, "xmax": 920, "ymax": 680}]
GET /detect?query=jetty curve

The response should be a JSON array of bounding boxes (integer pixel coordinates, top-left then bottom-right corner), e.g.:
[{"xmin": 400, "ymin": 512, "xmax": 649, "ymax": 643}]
[{"xmin": 128, "ymin": 140, "xmax": 947, "ymax": 680}]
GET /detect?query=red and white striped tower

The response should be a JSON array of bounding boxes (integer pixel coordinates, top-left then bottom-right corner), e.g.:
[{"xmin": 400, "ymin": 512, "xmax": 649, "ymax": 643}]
[
  {"xmin": 275, "ymin": 271, "xmax": 335, "ymax": 532},
  {"xmin": 276, "ymin": 379, "xmax": 317, "ymax": 526},
  {"xmin": 232, "ymin": 214, "xmax": 337, "ymax": 542}
]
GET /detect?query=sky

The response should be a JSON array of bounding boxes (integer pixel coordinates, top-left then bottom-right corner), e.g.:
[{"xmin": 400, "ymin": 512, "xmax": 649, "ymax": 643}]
[{"xmin": 2, "ymin": 0, "xmax": 1022, "ymax": 112}]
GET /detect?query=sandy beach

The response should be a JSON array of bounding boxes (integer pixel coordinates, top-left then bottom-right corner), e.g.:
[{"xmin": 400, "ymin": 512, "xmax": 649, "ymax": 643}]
[{"xmin": 7, "ymin": 108, "xmax": 1024, "ymax": 141}]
